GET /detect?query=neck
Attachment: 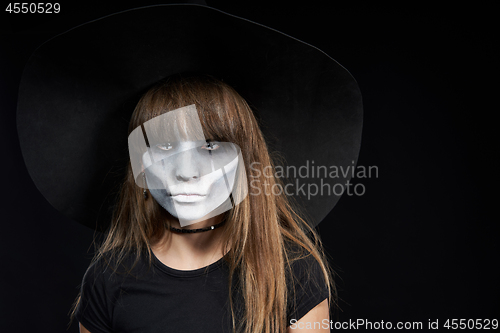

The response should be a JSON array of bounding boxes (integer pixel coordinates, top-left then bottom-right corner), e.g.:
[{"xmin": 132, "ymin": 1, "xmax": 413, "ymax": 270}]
[{"xmin": 151, "ymin": 215, "xmax": 227, "ymax": 270}]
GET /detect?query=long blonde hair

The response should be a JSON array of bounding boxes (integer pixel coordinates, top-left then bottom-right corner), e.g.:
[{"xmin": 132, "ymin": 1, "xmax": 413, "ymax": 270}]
[{"xmin": 71, "ymin": 74, "xmax": 336, "ymax": 333}]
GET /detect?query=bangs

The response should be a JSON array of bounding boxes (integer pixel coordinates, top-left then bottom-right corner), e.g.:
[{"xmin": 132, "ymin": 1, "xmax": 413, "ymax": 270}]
[
  {"xmin": 143, "ymin": 105, "xmax": 206, "ymax": 145},
  {"xmin": 132, "ymin": 75, "xmax": 243, "ymax": 145}
]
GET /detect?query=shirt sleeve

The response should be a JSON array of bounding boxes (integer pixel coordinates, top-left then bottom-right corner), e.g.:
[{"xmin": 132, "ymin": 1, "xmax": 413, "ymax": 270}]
[
  {"xmin": 75, "ymin": 260, "xmax": 114, "ymax": 333},
  {"xmin": 287, "ymin": 253, "xmax": 330, "ymax": 323}
]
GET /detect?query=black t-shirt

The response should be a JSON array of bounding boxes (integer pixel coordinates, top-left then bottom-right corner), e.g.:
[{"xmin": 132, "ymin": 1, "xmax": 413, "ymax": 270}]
[{"xmin": 75, "ymin": 249, "xmax": 329, "ymax": 333}]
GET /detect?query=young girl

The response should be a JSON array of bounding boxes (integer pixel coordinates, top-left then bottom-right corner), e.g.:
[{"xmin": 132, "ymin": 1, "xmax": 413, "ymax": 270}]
[
  {"xmin": 16, "ymin": 4, "xmax": 362, "ymax": 332},
  {"xmin": 72, "ymin": 74, "xmax": 334, "ymax": 333}
]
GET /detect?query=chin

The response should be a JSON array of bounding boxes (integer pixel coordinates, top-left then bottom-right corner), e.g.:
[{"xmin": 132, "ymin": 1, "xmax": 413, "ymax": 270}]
[
  {"xmin": 167, "ymin": 208, "xmax": 214, "ymax": 226},
  {"xmin": 177, "ymin": 214, "xmax": 210, "ymax": 225},
  {"xmin": 156, "ymin": 195, "xmax": 232, "ymax": 226}
]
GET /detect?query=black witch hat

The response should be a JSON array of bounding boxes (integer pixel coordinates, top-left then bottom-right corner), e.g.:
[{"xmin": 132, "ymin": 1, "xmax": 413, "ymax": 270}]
[{"xmin": 17, "ymin": 4, "xmax": 363, "ymax": 231}]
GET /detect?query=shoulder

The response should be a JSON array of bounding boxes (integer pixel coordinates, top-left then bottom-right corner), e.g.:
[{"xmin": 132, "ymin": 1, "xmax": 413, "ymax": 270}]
[
  {"xmin": 287, "ymin": 248, "xmax": 328, "ymax": 290},
  {"xmin": 81, "ymin": 249, "xmax": 151, "ymax": 291},
  {"xmin": 76, "ymin": 250, "xmax": 150, "ymax": 332},
  {"xmin": 79, "ymin": 252, "xmax": 119, "ymax": 300},
  {"xmin": 285, "ymin": 243, "xmax": 327, "ymax": 280},
  {"xmin": 285, "ymin": 244, "xmax": 330, "ymax": 323}
]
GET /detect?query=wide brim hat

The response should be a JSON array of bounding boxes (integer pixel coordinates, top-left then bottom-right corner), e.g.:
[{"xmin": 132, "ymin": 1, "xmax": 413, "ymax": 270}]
[{"xmin": 17, "ymin": 4, "xmax": 363, "ymax": 231}]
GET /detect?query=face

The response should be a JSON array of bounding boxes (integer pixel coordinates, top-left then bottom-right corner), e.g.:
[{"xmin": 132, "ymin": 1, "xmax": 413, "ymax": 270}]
[
  {"xmin": 143, "ymin": 139, "xmax": 240, "ymax": 226},
  {"xmin": 128, "ymin": 105, "xmax": 247, "ymax": 227}
]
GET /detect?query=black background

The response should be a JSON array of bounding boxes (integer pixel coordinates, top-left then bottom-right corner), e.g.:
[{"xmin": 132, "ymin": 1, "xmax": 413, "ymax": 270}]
[{"xmin": 1, "ymin": 1, "xmax": 497, "ymax": 332}]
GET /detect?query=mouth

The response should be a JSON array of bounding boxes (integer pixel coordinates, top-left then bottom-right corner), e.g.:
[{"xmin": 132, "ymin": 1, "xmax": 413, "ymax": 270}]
[{"xmin": 169, "ymin": 193, "xmax": 206, "ymax": 203}]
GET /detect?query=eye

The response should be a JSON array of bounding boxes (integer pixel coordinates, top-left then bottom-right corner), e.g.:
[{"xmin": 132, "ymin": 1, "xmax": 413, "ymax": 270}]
[
  {"xmin": 201, "ymin": 141, "xmax": 220, "ymax": 151},
  {"xmin": 156, "ymin": 143, "xmax": 173, "ymax": 151}
]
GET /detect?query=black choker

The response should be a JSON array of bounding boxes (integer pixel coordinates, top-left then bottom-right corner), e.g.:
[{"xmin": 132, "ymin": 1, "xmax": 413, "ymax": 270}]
[{"xmin": 169, "ymin": 220, "xmax": 226, "ymax": 234}]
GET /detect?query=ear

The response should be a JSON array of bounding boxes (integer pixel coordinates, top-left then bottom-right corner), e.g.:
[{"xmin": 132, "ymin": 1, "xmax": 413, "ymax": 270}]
[{"xmin": 140, "ymin": 162, "xmax": 147, "ymax": 188}]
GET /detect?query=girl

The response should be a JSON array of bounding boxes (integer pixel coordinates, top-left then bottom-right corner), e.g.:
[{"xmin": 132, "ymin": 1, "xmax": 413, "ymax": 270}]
[
  {"xmin": 16, "ymin": 4, "xmax": 362, "ymax": 333},
  {"xmin": 72, "ymin": 74, "xmax": 334, "ymax": 333}
]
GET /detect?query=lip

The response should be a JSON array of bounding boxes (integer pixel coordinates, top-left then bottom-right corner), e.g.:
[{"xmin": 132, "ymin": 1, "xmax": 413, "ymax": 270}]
[{"xmin": 169, "ymin": 193, "xmax": 206, "ymax": 203}]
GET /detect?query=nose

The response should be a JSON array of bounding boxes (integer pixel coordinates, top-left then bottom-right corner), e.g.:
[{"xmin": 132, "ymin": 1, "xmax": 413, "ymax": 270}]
[{"xmin": 172, "ymin": 148, "xmax": 200, "ymax": 182}]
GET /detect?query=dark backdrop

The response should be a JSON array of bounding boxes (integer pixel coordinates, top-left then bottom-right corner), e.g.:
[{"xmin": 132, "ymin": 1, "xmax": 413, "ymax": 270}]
[{"xmin": 1, "ymin": 1, "xmax": 497, "ymax": 332}]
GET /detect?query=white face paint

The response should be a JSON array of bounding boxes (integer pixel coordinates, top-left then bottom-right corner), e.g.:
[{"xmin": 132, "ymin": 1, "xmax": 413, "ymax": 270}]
[
  {"xmin": 143, "ymin": 140, "xmax": 240, "ymax": 225},
  {"xmin": 128, "ymin": 105, "xmax": 248, "ymax": 227}
]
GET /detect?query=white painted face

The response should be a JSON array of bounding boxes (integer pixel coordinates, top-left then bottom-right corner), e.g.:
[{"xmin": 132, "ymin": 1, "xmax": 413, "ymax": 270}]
[
  {"xmin": 128, "ymin": 105, "xmax": 248, "ymax": 227},
  {"xmin": 143, "ymin": 140, "xmax": 240, "ymax": 226}
]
